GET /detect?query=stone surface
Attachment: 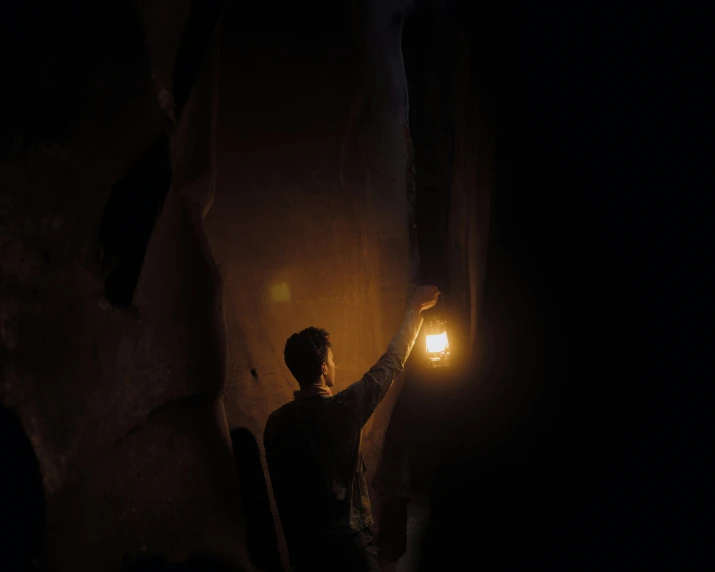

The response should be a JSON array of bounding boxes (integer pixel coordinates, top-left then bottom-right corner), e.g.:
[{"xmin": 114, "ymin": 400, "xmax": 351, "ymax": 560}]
[
  {"xmin": 208, "ymin": 1, "xmax": 417, "ymax": 564},
  {"xmin": 1, "ymin": 3, "xmax": 258, "ymax": 570},
  {"xmin": 1, "ymin": 1, "xmax": 427, "ymax": 570}
]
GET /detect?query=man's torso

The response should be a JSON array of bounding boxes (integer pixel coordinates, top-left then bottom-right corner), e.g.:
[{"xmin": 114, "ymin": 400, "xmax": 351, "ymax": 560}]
[{"xmin": 264, "ymin": 395, "xmax": 374, "ymax": 540}]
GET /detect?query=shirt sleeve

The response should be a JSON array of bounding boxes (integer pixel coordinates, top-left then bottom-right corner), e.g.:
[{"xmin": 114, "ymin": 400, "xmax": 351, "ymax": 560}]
[{"xmin": 335, "ymin": 307, "xmax": 424, "ymax": 428}]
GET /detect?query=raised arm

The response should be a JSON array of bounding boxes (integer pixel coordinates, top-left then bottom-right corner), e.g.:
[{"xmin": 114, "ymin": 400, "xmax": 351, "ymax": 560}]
[{"xmin": 335, "ymin": 285, "xmax": 440, "ymax": 427}]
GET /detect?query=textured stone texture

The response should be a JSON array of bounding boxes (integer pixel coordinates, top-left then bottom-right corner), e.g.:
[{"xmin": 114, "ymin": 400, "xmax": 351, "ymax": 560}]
[
  {"xmin": 1, "ymin": 2, "xmax": 258, "ymax": 570},
  {"xmin": 209, "ymin": 1, "xmax": 417, "ymax": 565},
  {"xmin": 1, "ymin": 1, "xmax": 425, "ymax": 570}
]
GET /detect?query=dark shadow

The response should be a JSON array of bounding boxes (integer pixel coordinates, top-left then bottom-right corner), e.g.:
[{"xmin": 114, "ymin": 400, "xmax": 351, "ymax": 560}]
[
  {"xmin": 402, "ymin": 0, "xmax": 456, "ymax": 284},
  {"xmin": 98, "ymin": 0, "xmax": 225, "ymax": 309},
  {"xmin": 372, "ymin": 394, "xmax": 411, "ymax": 565},
  {"xmin": 368, "ymin": 2, "xmax": 459, "ymax": 563},
  {"xmin": 121, "ymin": 552, "xmax": 243, "ymax": 572},
  {"xmin": 172, "ymin": 0, "xmax": 225, "ymax": 120},
  {"xmin": 0, "ymin": 403, "xmax": 46, "ymax": 571},
  {"xmin": 230, "ymin": 427, "xmax": 283, "ymax": 572},
  {"xmin": 415, "ymin": 0, "xmax": 604, "ymax": 569},
  {"xmin": 0, "ymin": 1, "xmax": 146, "ymax": 160},
  {"xmin": 98, "ymin": 132, "xmax": 172, "ymax": 307},
  {"xmin": 375, "ymin": 483, "xmax": 409, "ymax": 565}
]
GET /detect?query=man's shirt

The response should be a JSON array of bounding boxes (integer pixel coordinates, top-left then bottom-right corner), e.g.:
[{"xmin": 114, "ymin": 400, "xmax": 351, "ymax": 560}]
[{"xmin": 264, "ymin": 308, "xmax": 423, "ymax": 541}]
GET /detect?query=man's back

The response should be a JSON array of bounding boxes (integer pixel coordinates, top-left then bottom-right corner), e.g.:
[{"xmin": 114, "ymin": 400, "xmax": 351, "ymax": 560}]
[
  {"xmin": 264, "ymin": 393, "xmax": 367, "ymax": 541},
  {"xmin": 263, "ymin": 292, "xmax": 437, "ymax": 571}
]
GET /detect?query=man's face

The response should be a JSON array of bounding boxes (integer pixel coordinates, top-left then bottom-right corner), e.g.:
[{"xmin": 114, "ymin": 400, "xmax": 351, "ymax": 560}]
[{"xmin": 322, "ymin": 347, "xmax": 336, "ymax": 387}]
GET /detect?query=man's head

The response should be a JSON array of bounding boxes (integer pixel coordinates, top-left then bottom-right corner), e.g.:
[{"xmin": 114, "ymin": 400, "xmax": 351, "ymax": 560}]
[{"xmin": 284, "ymin": 327, "xmax": 335, "ymax": 388}]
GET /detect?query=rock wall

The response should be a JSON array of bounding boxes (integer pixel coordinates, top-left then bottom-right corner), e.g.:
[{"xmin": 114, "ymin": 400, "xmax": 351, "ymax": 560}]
[
  {"xmin": 1, "ymin": 2, "xmax": 256, "ymax": 570},
  {"xmin": 208, "ymin": 0, "xmax": 416, "ymax": 566},
  {"xmin": 1, "ymin": 1, "xmax": 424, "ymax": 570}
]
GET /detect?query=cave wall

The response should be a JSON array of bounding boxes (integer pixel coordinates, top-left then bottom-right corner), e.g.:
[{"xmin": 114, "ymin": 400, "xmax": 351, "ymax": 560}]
[
  {"xmin": 1, "ymin": 2, "xmax": 257, "ymax": 570},
  {"xmin": 1, "ymin": 0, "xmax": 422, "ymax": 570},
  {"xmin": 208, "ymin": 0, "xmax": 417, "ymax": 564},
  {"xmin": 368, "ymin": 3, "xmax": 499, "ymax": 566}
]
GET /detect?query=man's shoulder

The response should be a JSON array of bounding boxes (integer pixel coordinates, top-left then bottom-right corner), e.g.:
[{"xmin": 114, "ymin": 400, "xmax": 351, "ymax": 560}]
[
  {"xmin": 265, "ymin": 401, "xmax": 296, "ymax": 431},
  {"xmin": 264, "ymin": 399, "xmax": 316, "ymax": 440},
  {"xmin": 265, "ymin": 396, "xmax": 350, "ymax": 437}
]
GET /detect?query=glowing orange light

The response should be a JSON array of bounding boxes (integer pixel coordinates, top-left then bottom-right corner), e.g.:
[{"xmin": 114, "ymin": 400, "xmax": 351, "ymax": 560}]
[
  {"xmin": 271, "ymin": 282, "xmax": 291, "ymax": 302},
  {"xmin": 425, "ymin": 317, "xmax": 451, "ymax": 367},
  {"xmin": 426, "ymin": 331, "xmax": 449, "ymax": 353}
]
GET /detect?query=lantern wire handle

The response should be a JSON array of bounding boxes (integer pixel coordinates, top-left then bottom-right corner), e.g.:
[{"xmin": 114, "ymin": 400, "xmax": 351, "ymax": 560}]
[{"xmin": 439, "ymin": 291, "xmax": 447, "ymax": 322}]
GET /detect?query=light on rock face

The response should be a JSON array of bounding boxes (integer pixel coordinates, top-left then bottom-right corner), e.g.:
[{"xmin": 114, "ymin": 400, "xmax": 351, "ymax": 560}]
[{"xmin": 271, "ymin": 282, "xmax": 291, "ymax": 302}]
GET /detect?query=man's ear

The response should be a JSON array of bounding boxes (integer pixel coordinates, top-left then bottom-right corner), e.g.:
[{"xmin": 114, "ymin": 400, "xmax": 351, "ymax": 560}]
[{"xmin": 321, "ymin": 362, "xmax": 328, "ymax": 375}]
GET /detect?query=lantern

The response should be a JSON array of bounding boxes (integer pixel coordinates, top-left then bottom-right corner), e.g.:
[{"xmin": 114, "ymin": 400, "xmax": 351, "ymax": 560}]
[{"xmin": 425, "ymin": 317, "xmax": 450, "ymax": 367}]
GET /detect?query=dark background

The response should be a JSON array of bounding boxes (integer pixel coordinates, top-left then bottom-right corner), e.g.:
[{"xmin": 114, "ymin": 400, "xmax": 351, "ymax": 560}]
[{"xmin": 406, "ymin": 2, "xmax": 705, "ymax": 570}]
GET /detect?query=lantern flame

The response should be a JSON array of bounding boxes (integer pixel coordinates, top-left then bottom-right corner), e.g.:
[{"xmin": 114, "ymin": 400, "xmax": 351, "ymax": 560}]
[{"xmin": 426, "ymin": 331, "xmax": 449, "ymax": 353}]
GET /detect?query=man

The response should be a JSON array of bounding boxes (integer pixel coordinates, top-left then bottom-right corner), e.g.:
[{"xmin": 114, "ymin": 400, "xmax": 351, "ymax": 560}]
[{"xmin": 264, "ymin": 285, "xmax": 440, "ymax": 571}]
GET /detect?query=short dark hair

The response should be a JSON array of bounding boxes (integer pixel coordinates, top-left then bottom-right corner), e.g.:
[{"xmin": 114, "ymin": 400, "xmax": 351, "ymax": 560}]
[{"xmin": 284, "ymin": 327, "xmax": 331, "ymax": 388}]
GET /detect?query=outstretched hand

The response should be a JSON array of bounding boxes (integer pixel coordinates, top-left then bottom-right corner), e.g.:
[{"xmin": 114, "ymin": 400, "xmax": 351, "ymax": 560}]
[{"xmin": 411, "ymin": 285, "xmax": 440, "ymax": 313}]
